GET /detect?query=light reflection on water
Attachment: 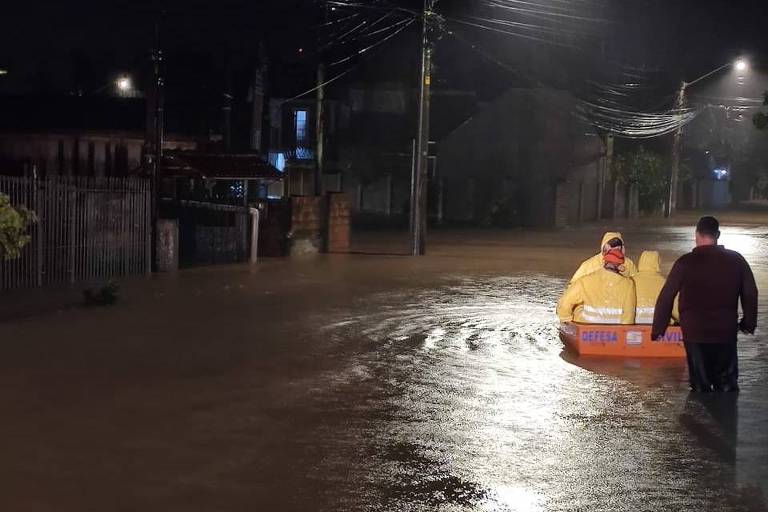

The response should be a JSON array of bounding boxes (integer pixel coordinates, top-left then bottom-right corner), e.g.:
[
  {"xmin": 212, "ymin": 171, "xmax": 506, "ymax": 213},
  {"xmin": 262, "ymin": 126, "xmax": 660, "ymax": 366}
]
[{"xmin": 316, "ymin": 249, "xmax": 768, "ymax": 511}]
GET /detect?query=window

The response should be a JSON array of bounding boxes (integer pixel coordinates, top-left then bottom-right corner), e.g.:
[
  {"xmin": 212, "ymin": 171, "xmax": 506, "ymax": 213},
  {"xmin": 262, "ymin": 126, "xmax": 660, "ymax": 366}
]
[{"xmin": 294, "ymin": 109, "xmax": 308, "ymax": 146}]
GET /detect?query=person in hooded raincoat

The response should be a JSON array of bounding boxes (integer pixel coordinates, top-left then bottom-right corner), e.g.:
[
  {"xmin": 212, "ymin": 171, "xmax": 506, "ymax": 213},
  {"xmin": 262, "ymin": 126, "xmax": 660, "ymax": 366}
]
[
  {"xmin": 632, "ymin": 251, "xmax": 679, "ymax": 324},
  {"xmin": 557, "ymin": 246, "xmax": 636, "ymax": 324},
  {"xmin": 570, "ymin": 232, "xmax": 637, "ymax": 284}
]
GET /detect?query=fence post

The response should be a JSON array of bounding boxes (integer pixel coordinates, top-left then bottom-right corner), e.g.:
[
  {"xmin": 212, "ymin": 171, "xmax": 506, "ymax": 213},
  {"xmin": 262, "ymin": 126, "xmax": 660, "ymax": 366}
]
[
  {"xmin": 145, "ymin": 180, "xmax": 152, "ymax": 274},
  {"xmin": 68, "ymin": 183, "xmax": 76, "ymax": 284},
  {"xmin": 34, "ymin": 177, "xmax": 43, "ymax": 287},
  {"xmin": 250, "ymin": 208, "xmax": 260, "ymax": 264}
]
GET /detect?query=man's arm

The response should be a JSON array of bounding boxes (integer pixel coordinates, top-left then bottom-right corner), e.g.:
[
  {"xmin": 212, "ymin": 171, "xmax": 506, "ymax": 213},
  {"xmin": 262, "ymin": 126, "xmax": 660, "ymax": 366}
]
[
  {"xmin": 739, "ymin": 256, "xmax": 758, "ymax": 334},
  {"xmin": 557, "ymin": 281, "xmax": 582, "ymax": 322},
  {"xmin": 652, "ymin": 259, "xmax": 684, "ymax": 339}
]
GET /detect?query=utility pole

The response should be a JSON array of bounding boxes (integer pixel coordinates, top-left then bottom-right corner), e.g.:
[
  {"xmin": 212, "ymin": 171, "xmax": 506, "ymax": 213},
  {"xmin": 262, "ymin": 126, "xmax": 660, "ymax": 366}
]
[
  {"xmin": 315, "ymin": 63, "xmax": 325, "ymax": 196},
  {"xmin": 150, "ymin": 19, "xmax": 164, "ymax": 272},
  {"xmin": 668, "ymin": 80, "xmax": 686, "ymax": 218},
  {"xmin": 597, "ymin": 133, "xmax": 614, "ymax": 219},
  {"xmin": 412, "ymin": 0, "xmax": 436, "ymax": 256}
]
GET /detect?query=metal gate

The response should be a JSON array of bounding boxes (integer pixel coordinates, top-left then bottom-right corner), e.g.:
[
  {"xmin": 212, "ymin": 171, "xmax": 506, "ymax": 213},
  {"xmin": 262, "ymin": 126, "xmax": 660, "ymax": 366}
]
[
  {"xmin": 161, "ymin": 200, "xmax": 251, "ymax": 267},
  {"xmin": 0, "ymin": 176, "xmax": 151, "ymax": 290}
]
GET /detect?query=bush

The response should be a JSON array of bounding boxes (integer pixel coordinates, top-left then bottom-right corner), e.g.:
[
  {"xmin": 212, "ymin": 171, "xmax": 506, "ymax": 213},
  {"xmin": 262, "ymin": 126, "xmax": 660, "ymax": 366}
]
[
  {"xmin": 0, "ymin": 193, "xmax": 37, "ymax": 260},
  {"xmin": 614, "ymin": 147, "xmax": 670, "ymax": 213}
]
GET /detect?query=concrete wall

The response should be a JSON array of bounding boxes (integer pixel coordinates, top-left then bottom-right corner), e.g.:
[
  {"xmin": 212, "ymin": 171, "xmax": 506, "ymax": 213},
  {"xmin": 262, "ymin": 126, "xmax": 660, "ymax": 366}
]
[
  {"xmin": 345, "ymin": 173, "xmax": 410, "ymax": 216},
  {"xmin": 555, "ymin": 161, "xmax": 601, "ymax": 227}
]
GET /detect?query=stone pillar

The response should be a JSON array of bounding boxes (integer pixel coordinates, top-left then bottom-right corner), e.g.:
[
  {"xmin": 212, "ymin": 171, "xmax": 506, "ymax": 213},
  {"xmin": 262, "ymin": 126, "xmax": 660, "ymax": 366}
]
[
  {"xmin": 156, "ymin": 219, "xmax": 179, "ymax": 272},
  {"xmin": 289, "ymin": 196, "xmax": 324, "ymax": 257},
  {"xmin": 326, "ymin": 193, "xmax": 350, "ymax": 253}
]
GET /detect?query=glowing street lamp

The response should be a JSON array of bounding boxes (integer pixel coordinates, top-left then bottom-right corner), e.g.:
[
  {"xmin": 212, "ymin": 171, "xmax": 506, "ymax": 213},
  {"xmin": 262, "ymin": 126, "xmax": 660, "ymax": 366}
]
[
  {"xmin": 116, "ymin": 76, "xmax": 132, "ymax": 93},
  {"xmin": 667, "ymin": 57, "xmax": 750, "ymax": 217}
]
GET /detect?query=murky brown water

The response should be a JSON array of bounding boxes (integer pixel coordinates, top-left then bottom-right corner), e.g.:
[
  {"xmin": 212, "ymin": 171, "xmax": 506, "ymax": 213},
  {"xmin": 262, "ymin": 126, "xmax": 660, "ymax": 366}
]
[{"xmin": 1, "ymin": 219, "xmax": 768, "ymax": 511}]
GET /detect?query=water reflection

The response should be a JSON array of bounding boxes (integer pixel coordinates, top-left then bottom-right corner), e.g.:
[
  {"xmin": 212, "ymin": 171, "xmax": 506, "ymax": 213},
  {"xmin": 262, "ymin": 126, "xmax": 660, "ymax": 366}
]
[
  {"xmin": 680, "ymin": 393, "xmax": 738, "ymax": 464},
  {"xmin": 319, "ymin": 270, "xmax": 768, "ymax": 510},
  {"xmin": 560, "ymin": 350, "xmax": 688, "ymax": 389}
]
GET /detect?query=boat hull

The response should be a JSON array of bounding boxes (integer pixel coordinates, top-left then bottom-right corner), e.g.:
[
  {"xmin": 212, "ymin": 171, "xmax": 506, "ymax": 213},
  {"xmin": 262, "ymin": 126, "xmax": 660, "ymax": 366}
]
[{"xmin": 559, "ymin": 322, "xmax": 685, "ymax": 358}]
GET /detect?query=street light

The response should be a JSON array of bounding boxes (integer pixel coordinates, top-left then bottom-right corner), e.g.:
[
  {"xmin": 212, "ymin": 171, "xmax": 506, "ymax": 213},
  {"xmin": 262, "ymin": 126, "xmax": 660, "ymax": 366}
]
[
  {"xmin": 116, "ymin": 75, "xmax": 132, "ymax": 93},
  {"xmin": 0, "ymin": 69, "xmax": 8, "ymax": 76},
  {"xmin": 667, "ymin": 57, "xmax": 749, "ymax": 217}
]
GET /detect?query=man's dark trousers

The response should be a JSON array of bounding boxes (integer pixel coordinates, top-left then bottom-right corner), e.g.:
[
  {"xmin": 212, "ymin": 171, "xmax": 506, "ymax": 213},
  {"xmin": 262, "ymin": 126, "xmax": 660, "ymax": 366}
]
[{"xmin": 684, "ymin": 342, "xmax": 739, "ymax": 392}]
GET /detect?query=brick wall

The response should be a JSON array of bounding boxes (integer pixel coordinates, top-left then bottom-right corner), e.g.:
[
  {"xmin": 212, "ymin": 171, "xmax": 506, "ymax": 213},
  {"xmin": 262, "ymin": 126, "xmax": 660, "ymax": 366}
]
[
  {"xmin": 326, "ymin": 193, "xmax": 350, "ymax": 253},
  {"xmin": 258, "ymin": 200, "xmax": 290, "ymax": 257},
  {"xmin": 258, "ymin": 195, "xmax": 350, "ymax": 257},
  {"xmin": 289, "ymin": 196, "xmax": 325, "ymax": 256}
]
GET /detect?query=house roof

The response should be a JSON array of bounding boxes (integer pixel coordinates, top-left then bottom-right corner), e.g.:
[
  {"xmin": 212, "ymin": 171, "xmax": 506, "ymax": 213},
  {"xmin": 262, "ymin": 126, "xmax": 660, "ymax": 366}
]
[{"xmin": 153, "ymin": 151, "xmax": 283, "ymax": 181}]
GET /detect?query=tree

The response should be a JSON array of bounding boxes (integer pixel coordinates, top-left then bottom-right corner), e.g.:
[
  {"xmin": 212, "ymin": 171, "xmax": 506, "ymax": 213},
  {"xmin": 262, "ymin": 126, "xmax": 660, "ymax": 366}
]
[
  {"xmin": 0, "ymin": 193, "xmax": 37, "ymax": 260},
  {"xmin": 754, "ymin": 92, "xmax": 768, "ymax": 130},
  {"xmin": 614, "ymin": 146, "xmax": 670, "ymax": 214}
]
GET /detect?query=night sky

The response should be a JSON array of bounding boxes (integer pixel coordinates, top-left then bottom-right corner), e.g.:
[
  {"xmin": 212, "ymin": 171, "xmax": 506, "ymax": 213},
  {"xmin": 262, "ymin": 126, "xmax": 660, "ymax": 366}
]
[{"xmin": 1, "ymin": 0, "xmax": 767, "ymax": 103}]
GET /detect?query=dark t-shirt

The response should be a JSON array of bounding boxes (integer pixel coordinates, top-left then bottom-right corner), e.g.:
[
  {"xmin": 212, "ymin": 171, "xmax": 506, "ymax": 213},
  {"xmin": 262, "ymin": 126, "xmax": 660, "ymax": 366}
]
[{"xmin": 652, "ymin": 245, "xmax": 758, "ymax": 343}]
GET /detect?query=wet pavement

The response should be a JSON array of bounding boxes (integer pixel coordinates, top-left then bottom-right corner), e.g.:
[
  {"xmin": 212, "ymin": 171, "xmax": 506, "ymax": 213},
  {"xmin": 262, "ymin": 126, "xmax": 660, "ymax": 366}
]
[{"xmin": 1, "ymin": 217, "xmax": 768, "ymax": 511}]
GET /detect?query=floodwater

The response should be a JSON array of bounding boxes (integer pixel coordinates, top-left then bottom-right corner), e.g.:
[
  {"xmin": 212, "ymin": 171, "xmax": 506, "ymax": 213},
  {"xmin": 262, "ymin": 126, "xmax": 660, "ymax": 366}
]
[{"xmin": 1, "ymin": 217, "xmax": 768, "ymax": 511}]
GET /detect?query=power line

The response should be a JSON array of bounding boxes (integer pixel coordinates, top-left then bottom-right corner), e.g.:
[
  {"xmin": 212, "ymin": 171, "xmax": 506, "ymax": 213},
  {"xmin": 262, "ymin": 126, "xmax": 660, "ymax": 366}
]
[{"xmin": 280, "ymin": 17, "xmax": 417, "ymax": 103}]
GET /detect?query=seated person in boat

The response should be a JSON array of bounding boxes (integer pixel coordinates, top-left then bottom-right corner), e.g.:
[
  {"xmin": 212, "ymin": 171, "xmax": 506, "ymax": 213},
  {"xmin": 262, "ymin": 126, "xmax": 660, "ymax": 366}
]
[
  {"xmin": 557, "ymin": 245, "xmax": 636, "ymax": 324},
  {"xmin": 570, "ymin": 232, "xmax": 637, "ymax": 284},
  {"xmin": 632, "ymin": 251, "xmax": 679, "ymax": 324}
]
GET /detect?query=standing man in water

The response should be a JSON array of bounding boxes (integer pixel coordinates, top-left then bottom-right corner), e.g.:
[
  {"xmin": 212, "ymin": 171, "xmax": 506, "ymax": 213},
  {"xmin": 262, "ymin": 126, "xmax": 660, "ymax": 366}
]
[{"xmin": 652, "ymin": 216, "xmax": 758, "ymax": 392}]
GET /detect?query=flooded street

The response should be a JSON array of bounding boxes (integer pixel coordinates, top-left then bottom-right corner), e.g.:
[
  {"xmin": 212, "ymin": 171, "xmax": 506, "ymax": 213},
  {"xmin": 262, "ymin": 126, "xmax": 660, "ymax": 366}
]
[{"xmin": 2, "ymin": 217, "xmax": 768, "ymax": 511}]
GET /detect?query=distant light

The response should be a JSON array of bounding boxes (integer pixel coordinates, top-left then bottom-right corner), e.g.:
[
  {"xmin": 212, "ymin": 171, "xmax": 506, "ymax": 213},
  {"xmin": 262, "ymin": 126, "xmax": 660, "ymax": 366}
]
[
  {"xmin": 298, "ymin": 48, "xmax": 304, "ymax": 54},
  {"xmin": 116, "ymin": 76, "xmax": 132, "ymax": 92},
  {"xmin": 0, "ymin": 69, "xmax": 7, "ymax": 76},
  {"xmin": 713, "ymin": 168, "xmax": 729, "ymax": 180},
  {"xmin": 269, "ymin": 151, "xmax": 286, "ymax": 172},
  {"xmin": 734, "ymin": 59, "xmax": 748, "ymax": 72}
]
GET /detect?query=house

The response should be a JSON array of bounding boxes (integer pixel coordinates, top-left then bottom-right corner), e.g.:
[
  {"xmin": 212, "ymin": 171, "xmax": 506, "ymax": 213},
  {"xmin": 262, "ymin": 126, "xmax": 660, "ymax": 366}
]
[
  {"xmin": 155, "ymin": 151, "xmax": 283, "ymax": 205},
  {"xmin": 0, "ymin": 95, "xmax": 196, "ymax": 177},
  {"xmin": 438, "ymin": 88, "xmax": 607, "ymax": 227},
  {"xmin": 267, "ymin": 96, "xmax": 346, "ymax": 198},
  {"xmin": 267, "ymin": 82, "xmax": 478, "ymax": 224}
]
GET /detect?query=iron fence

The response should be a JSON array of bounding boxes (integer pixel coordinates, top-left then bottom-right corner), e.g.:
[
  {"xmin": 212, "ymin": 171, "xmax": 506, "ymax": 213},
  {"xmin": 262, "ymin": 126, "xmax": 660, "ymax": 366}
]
[{"xmin": 0, "ymin": 176, "xmax": 150, "ymax": 290}]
